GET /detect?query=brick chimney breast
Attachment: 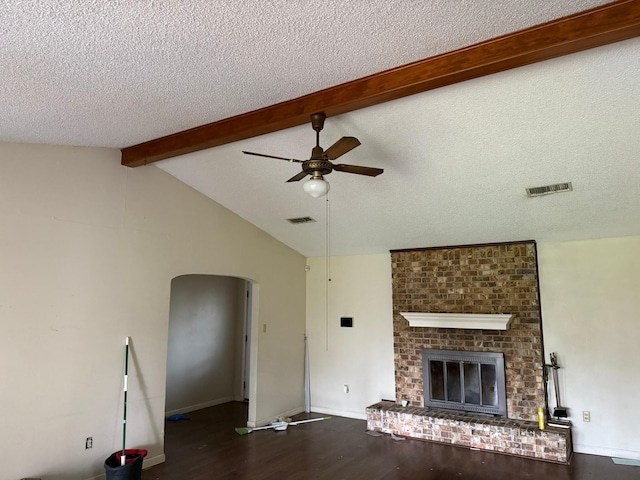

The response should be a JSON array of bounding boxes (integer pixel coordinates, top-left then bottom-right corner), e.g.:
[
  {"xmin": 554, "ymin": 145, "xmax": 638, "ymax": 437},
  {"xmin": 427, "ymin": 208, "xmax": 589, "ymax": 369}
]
[{"xmin": 390, "ymin": 241, "xmax": 545, "ymax": 421}]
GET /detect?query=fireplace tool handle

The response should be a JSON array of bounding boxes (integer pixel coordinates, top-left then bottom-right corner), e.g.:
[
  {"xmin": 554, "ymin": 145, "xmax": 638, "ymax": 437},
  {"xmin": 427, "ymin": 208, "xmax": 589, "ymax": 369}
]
[{"xmin": 548, "ymin": 352, "xmax": 568, "ymax": 418}]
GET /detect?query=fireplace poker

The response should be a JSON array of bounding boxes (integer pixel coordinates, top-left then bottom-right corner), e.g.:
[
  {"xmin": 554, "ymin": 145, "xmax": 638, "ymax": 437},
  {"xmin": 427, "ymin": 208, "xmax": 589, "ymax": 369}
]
[{"xmin": 548, "ymin": 352, "xmax": 568, "ymax": 418}]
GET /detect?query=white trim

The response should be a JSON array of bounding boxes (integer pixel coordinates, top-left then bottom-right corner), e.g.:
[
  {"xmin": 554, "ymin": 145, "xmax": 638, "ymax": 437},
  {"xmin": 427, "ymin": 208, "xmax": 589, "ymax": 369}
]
[
  {"xmin": 247, "ymin": 283, "xmax": 260, "ymax": 427},
  {"xmin": 143, "ymin": 453, "xmax": 166, "ymax": 469},
  {"xmin": 165, "ymin": 396, "xmax": 234, "ymax": 417},
  {"xmin": 400, "ymin": 312, "xmax": 514, "ymax": 330},
  {"xmin": 574, "ymin": 444, "xmax": 640, "ymax": 460},
  {"xmin": 310, "ymin": 405, "xmax": 367, "ymax": 420},
  {"xmin": 251, "ymin": 405, "xmax": 306, "ymax": 427}
]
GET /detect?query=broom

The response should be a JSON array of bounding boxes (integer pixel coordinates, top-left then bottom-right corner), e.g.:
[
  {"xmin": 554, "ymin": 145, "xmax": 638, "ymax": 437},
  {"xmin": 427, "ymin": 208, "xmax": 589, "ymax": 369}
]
[{"xmin": 235, "ymin": 416, "xmax": 331, "ymax": 435}]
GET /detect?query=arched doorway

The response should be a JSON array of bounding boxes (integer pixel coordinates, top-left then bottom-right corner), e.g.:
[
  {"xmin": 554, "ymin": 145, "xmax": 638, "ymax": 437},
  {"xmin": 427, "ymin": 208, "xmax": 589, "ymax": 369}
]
[{"xmin": 165, "ymin": 274, "xmax": 256, "ymax": 423}]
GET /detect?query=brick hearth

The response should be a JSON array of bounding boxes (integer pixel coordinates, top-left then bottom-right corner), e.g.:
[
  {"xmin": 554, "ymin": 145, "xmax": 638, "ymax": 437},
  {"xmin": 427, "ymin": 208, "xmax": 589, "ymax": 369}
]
[{"xmin": 366, "ymin": 401, "xmax": 572, "ymax": 464}]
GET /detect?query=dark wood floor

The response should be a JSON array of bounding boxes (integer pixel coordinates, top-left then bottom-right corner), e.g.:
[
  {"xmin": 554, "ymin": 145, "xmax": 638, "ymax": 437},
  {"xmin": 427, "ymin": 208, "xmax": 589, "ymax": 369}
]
[{"xmin": 144, "ymin": 402, "xmax": 637, "ymax": 479}]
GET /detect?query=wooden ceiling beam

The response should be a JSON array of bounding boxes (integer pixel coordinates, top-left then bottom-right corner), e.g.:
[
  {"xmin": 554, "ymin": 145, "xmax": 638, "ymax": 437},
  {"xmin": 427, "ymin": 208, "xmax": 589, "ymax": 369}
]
[{"xmin": 121, "ymin": 0, "xmax": 640, "ymax": 167}]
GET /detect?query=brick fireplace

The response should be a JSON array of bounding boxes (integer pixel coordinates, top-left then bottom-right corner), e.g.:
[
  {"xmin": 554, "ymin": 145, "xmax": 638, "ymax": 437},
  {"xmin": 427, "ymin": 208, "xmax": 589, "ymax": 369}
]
[
  {"xmin": 392, "ymin": 241, "xmax": 545, "ymax": 419},
  {"xmin": 366, "ymin": 241, "xmax": 572, "ymax": 463}
]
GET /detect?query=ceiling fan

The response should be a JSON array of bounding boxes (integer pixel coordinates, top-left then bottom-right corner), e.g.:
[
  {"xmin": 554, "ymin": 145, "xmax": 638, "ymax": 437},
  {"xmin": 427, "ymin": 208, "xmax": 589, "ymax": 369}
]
[{"xmin": 242, "ymin": 113, "xmax": 383, "ymax": 197}]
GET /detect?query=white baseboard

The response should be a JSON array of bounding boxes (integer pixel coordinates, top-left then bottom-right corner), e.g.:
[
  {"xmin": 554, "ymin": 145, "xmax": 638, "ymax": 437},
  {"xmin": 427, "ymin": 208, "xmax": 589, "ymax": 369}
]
[
  {"xmin": 574, "ymin": 444, "xmax": 640, "ymax": 460},
  {"xmin": 280, "ymin": 405, "xmax": 306, "ymax": 419},
  {"xmin": 165, "ymin": 396, "xmax": 235, "ymax": 416},
  {"xmin": 143, "ymin": 453, "xmax": 166, "ymax": 469},
  {"xmin": 310, "ymin": 405, "xmax": 367, "ymax": 420},
  {"xmin": 251, "ymin": 405, "xmax": 306, "ymax": 427}
]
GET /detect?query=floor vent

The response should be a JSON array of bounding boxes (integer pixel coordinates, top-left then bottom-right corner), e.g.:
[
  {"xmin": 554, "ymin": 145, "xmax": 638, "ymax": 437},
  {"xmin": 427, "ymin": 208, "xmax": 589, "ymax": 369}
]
[
  {"xmin": 526, "ymin": 182, "xmax": 573, "ymax": 197},
  {"xmin": 286, "ymin": 216, "xmax": 316, "ymax": 224}
]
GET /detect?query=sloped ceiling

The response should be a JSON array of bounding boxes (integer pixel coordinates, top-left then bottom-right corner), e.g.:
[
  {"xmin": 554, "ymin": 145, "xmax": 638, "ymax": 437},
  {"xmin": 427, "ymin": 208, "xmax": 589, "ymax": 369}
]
[{"xmin": 2, "ymin": 1, "xmax": 639, "ymax": 256}]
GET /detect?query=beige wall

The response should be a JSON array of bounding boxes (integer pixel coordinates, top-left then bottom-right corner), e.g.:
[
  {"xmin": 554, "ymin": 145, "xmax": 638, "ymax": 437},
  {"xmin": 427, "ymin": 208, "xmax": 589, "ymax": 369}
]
[
  {"xmin": 538, "ymin": 237, "xmax": 640, "ymax": 459},
  {"xmin": 0, "ymin": 142, "xmax": 306, "ymax": 480},
  {"xmin": 306, "ymin": 254, "xmax": 395, "ymax": 419}
]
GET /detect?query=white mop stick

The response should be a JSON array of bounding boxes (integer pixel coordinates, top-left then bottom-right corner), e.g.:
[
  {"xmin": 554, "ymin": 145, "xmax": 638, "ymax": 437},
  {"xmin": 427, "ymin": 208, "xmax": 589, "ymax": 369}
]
[
  {"xmin": 288, "ymin": 416, "xmax": 330, "ymax": 426},
  {"xmin": 121, "ymin": 336, "xmax": 130, "ymax": 466}
]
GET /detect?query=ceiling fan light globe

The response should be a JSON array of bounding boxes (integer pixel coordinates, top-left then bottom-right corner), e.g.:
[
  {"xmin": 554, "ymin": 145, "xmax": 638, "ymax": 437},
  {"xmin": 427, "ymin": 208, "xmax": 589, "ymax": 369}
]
[{"xmin": 303, "ymin": 178, "xmax": 330, "ymax": 198}]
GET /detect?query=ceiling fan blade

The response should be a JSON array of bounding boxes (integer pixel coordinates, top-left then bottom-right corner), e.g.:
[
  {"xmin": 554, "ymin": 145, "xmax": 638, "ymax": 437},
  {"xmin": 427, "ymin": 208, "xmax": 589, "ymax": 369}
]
[
  {"xmin": 242, "ymin": 151, "xmax": 303, "ymax": 163},
  {"xmin": 324, "ymin": 137, "xmax": 361, "ymax": 160},
  {"xmin": 286, "ymin": 171, "xmax": 309, "ymax": 182},
  {"xmin": 333, "ymin": 163, "xmax": 383, "ymax": 177}
]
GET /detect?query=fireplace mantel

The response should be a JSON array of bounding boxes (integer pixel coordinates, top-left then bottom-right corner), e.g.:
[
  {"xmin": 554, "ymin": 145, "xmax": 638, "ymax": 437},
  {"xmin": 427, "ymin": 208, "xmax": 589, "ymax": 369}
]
[{"xmin": 400, "ymin": 312, "xmax": 514, "ymax": 330}]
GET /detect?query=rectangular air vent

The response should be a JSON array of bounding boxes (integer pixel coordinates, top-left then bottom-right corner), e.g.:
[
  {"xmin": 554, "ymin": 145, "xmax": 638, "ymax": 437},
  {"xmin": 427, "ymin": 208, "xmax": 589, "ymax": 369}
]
[
  {"xmin": 286, "ymin": 216, "xmax": 316, "ymax": 224},
  {"xmin": 526, "ymin": 182, "xmax": 573, "ymax": 197}
]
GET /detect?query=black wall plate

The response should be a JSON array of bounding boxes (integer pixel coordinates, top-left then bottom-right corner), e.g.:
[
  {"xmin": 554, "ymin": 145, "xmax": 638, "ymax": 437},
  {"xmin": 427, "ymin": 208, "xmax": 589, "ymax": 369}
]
[{"xmin": 340, "ymin": 317, "xmax": 353, "ymax": 328}]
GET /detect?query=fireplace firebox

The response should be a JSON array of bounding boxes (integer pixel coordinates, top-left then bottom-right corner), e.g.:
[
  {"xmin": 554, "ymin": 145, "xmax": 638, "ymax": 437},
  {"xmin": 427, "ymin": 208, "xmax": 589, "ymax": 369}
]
[{"xmin": 422, "ymin": 349, "xmax": 507, "ymax": 417}]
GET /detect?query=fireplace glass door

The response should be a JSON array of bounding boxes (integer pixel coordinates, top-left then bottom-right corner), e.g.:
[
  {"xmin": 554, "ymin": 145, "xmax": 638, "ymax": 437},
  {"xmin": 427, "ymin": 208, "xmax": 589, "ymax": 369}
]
[{"xmin": 423, "ymin": 349, "xmax": 507, "ymax": 416}]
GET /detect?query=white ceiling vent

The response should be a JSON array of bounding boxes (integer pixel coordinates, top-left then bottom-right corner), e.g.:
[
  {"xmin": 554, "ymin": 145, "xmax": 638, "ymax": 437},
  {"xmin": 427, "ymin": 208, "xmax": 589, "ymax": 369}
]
[
  {"xmin": 526, "ymin": 182, "xmax": 573, "ymax": 197},
  {"xmin": 286, "ymin": 216, "xmax": 316, "ymax": 224}
]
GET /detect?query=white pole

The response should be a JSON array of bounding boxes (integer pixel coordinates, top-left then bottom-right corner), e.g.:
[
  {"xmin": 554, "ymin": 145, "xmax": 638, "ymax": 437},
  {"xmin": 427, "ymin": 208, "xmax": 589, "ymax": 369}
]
[
  {"xmin": 122, "ymin": 336, "xmax": 130, "ymax": 466},
  {"xmin": 304, "ymin": 333, "xmax": 310, "ymax": 413}
]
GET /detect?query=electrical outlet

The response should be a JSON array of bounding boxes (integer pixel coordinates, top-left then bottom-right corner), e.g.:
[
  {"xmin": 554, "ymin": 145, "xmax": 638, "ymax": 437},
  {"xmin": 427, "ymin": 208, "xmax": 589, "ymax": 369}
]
[
  {"xmin": 85, "ymin": 437, "xmax": 93, "ymax": 449},
  {"xmin": 582, "ymin": 411, "xmax": 591, "ymax": 422}
]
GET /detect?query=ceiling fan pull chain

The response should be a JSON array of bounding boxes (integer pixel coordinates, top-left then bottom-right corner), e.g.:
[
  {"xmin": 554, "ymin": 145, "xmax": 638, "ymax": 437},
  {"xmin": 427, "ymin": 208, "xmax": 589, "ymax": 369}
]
[{"xmin": 325, "ymin": 191, "xmax": 331, "ymax": 351}]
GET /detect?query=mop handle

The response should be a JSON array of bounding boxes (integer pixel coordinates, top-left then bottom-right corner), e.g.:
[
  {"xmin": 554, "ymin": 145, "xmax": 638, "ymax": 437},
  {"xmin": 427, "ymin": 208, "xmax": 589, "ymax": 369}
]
[
  {"xmin": 288, "ymin": 416, "xmax": 331, "ymax": 426},
  {"xmin": 122, "ymin": 336, "xmax": 130, "ymax": 466}
]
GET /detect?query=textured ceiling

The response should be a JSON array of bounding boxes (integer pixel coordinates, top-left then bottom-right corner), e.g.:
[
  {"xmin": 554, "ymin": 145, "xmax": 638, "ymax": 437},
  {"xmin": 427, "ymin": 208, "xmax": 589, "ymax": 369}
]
[{"xmin": 3, "ymin": 1, "xmax": 639, "ymax": 257}]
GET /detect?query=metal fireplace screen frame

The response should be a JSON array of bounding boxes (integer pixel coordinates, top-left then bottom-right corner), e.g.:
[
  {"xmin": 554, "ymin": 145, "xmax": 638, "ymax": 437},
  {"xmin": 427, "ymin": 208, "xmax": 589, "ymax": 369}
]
[{"xmin": 422, "ymin": 349, "xmax": 507, "ymax": 417}]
